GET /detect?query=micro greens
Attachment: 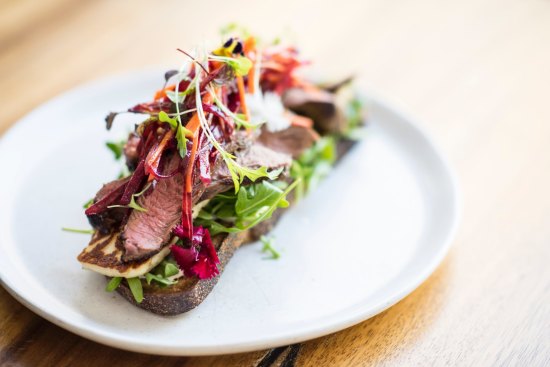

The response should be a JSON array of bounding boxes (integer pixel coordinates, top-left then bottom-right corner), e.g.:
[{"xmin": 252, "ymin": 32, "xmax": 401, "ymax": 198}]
[
  {"xmin": 108, "ymin": 183, "xmax": 151, "ymax": 212},
  {"xmin": 126, "ymin": 277, "xmax": 144, "ymax": 303},
  {"xmin": 196, "ymin": 69, "xmax": 280, "ymax": 192},
  {"xmin": 209, "ymin": 88, "xmax": 258, "ymax": 129},
  {"xmin": 260, "ymin": 235, "xmax": 280, "ymax": 260},
  {"xmin": 61, "ymin": 227, "xmax": 95, "ymax": 234},
  {"xmin": 209, "ymin": 55, "xmax": 253, "ymax": 76},
  {"xmin": 158, "ymin": 111, "xmax": 192, "ymax": 157}
]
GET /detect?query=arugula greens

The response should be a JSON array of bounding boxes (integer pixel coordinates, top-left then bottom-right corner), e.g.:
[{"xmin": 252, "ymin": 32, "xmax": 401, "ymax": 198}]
[
  {"xmin": 196, "ymin": 180, "xmax": 299, "ymax": 235},
  {"xmin": 290, "ymin": 137, "xmax": 336, "ymax": 200},
  {"xmin": 126, "ymin": 277, "xmax": 144, "ymax": 303},
  {"xmin": 209, "ymin": 55, "xmax": 253, "ymax": 77},
  {"xmin": 260, "ymin": 235, "xmax": 280, "ymax": 260},
  {"xmin": 158, "ymin": 111, "xmax": 192, "ymax": 158},
  {"xmin": 105, "ymin": 140, "xmax": 125, "ymax": 160},
  {"xmin": 144, "ymin": 259, "xmax": 180, "ymax": 287},
  {"xmin": 344, "ymin": 95, "xmax": 366, "ymax": 139},
  {"xmin": 105, "ymin": 277, "xmax": 122, "ymax": 292}
]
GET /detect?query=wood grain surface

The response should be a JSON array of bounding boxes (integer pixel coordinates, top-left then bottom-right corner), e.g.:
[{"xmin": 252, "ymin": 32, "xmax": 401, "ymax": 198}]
[{"xmin": 1, "ymin": 0, "xmax": 550, "ymax": 366}]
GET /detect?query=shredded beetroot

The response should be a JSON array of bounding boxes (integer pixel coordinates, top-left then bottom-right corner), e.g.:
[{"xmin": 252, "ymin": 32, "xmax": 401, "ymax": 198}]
[
  {"xmin": 84, "ymin": 180, "xmax": 127, "ymax": 215},
  {"xmin": 171, "ymin": 226, "xmax": 220, "ymax": 279},
  {"xmin": 129, "ymin": 101, "xmax": 172, "ymax": 114},
  {"xmin": 120, "ymin": 160, "xmax": 146, "ymax": 204},
  {"xmin": 175, "ymin": 191, "xmax": 193, "ymax": 239}
]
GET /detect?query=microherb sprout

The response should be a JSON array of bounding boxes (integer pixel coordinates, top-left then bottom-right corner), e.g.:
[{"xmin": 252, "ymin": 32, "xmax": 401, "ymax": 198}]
[
  {"xmin": 61, "ymin": 227, "xmax": 95, "ymax": 234},
  {"xmin": 158, "ymin": 111, "xmax": 192, "ymax": 157},
  {"xmin": 208, "ymin": 88, "xmax": 258, "ymax": 129},
  {"xmin": 195, "ymin": 68, "xmax": 280, "ymax": 192},
  {"xmin": 108, "ymin": 182, "xmax": 151, "ymax": 212},
  {"xmin": 208, "ymin": 55, "xmax": 253, "ymax": 76},
  {"xmin": 260, "ymin": 235, "xmax": 280, "ymax": 260}
]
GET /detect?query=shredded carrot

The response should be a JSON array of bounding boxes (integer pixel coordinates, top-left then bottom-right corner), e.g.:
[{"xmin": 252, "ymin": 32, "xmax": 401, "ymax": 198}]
[
  {"xmin": 145, "ymin": 129, "xmax": 175, "ymax": 181},
  {"xmin": 236, "ymin": 75, "xmax": 250, "ymax": 122},
  {"xmin": 185, "ymin": 94, "xmax": 214, "ymax": 134},
  {"xmin": 243, "ymin": 36, "xmax": 256, "ymax": 54},
  {"xmin": 287, "ymin": 112, "xmax": 314, "ymax": 129},
  {"xmin": 154, "ymin": 84, "xmax": 176, "ymax": 101},
  {"xmin": 247, "ymin": 58, "xmax": 256, "ymax": 94},
  {"xmin": 185, "ymin": 133, "xmax": 199, "ymax": 192}
]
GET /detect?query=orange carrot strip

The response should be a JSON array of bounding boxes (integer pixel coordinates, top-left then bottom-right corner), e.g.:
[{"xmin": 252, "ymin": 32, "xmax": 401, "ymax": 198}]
[
  {"xmin": 247, "ymin": 58, "xmax": 256, "ymax": 94},
  {"xmin": 185, "ymin": 133, "xmax": 199, "ymax": 193},
  {"xmin": 236, "ymin": 75, "xmax": 249, "ymax": 121},
  {"xmin": 287, "ymin": 112, "xmax": 314, "ymax": 128},
  {"xmin": 153, "ymin": 84, "xmax": 176, "ymax": 101},
  {"xmin": 145, "ymin": 129, "xmax": 175, "ymax": 181}
]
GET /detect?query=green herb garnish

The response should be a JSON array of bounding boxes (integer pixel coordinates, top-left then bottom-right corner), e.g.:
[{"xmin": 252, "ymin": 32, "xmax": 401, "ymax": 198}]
[
  {"xmin": 105, "ymin": 277, "xmax": 122, "ymax": 292},
  {"xmin": 290, "ymin": 137, "xmax": 336, "ymax": 200},
  {"xmin": 260, "ymin": 235, "xmax": 280, "ymax": 260},
  {"xmin": 108, "ymin": 183, "xmax": 150, "ymax": 212},
  {"xmin": 105, "ymin": 140, "xmax": 125, "ymax": 160},
  {"xmin": 126, "ymin": 277, "xmax": 144, "ymax": 303},
  {"xmin": 196, "ymin": 180, "xmax": 299, "ymax": 235},
  {"xmin": 82, "ymin": 198, "xmax": 94, "ymax": 209},
  {"xmin": 61, "ymin": 227, "xmax": 94, "ymax": 234}
]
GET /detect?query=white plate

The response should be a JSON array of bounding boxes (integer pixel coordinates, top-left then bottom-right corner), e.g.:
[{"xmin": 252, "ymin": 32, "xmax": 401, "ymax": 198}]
[{"xmin": 0, "ymin": 69, "xmax": 459, "ymax": 356}]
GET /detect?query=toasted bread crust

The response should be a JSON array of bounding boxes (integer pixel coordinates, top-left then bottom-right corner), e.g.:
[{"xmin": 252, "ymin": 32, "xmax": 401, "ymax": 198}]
[{"xmin": 115, "ymin": 232, "xmax": 246, "ymax": 315}]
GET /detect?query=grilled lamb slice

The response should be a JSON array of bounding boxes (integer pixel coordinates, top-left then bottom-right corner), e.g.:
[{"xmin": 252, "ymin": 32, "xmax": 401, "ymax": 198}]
[
  {"xmin": 87, "ymin": 177, "xmax": 130, "ymax": 235},
  {"xmin": 121, "ymin": 154, "xmax": 194, "ymax": 262},
  {"xmin": 282, "ymin": 87, "xmax": 347, "ymax": 135},
  {"xmin": 200, "ymin": 142, "xmax": 292, "ymax": 201},
  {"xmin": 257, "ymin": 125, "xmax": 319, "ymax": 159}
]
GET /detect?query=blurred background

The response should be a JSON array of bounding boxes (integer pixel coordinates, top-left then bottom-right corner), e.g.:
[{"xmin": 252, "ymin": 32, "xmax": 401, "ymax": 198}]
[{"xmin": 1, "ymin": 0, "xmax": 549, "ymax": 366}]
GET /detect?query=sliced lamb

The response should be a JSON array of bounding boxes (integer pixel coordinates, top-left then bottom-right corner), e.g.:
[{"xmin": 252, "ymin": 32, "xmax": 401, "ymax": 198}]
[
  {"xmin": 282, "ymin": 87, "xmax": 347, "ymax": 134},
  {"xmin": 257, "ymin": 125, "xmax": 319, "ymax": 159},
  {"xmin": 87, "ymin": 177, "xmax": 130, "ymax": 234},
  {"xmin": 121, "ymin": 153, "xmax": 206, "ymax": 261}
]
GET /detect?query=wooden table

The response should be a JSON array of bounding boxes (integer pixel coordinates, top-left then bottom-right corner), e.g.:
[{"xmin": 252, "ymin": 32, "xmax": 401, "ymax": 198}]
[{"xmin": 1, "ymin": 0, "xmax": 549, "ymax": 365}]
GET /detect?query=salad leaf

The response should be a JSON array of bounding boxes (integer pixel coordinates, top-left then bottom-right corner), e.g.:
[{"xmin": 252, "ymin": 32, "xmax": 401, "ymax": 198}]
[
  {"xmin": 158, "ymin": 111, "xmax": 178, "ymax": 129},
  {"xmin": 106, "ymin": 140, "xmax": 125, "ymax": 160},
  {"xmin": 105, "ymin": 277, "xmax": 122, "ymax": 292},
  {"xmin": 196, "ymin": 180, "xmax": 298, "ymax": 235},
  {"xmin": 291, "ymin": 137, "xmax": 336, "ymax": 200},
  {"xmin": 260, "ymin": 235, "xmax": 280, "ymax": 260},
  {"xmin": 126, "ymin": 277, "xmax": 144, "ymax": 303},
  {"xmin": 145, "ymin": 273, "xmax": 177, "ymax": 286},
  {"xmin": 209, "ymin": 55, "xmax": 253, "ymax": 76}
]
